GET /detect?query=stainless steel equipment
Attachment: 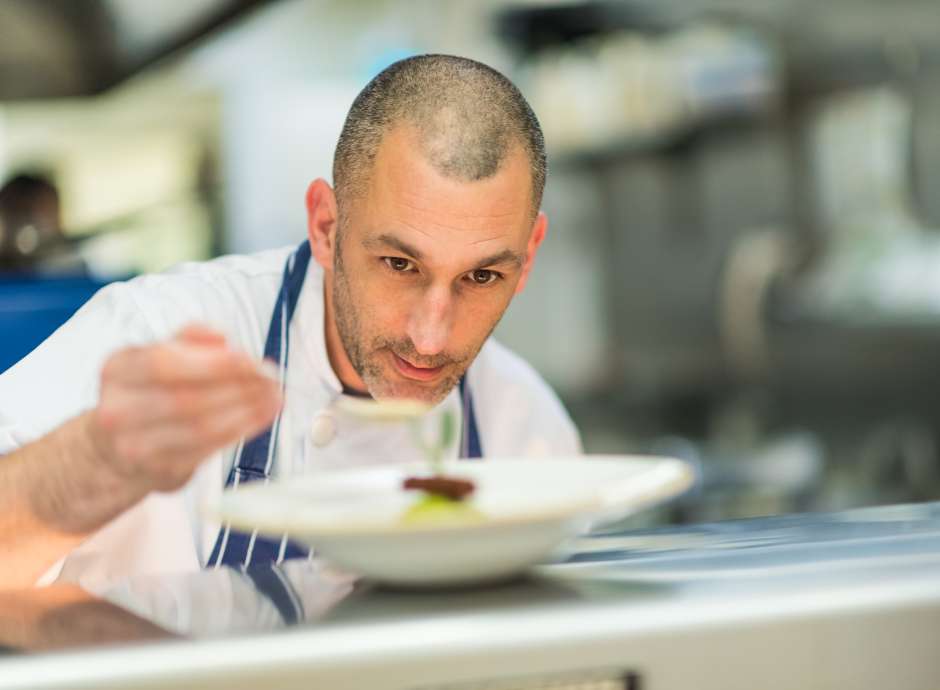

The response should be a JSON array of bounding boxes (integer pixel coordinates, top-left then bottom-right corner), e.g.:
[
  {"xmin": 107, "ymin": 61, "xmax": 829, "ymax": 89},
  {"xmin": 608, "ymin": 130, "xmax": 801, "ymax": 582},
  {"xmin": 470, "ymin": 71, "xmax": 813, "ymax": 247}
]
[{"xmin": 1, "ymin": 502, "xmax": 938, "ymax": 690}]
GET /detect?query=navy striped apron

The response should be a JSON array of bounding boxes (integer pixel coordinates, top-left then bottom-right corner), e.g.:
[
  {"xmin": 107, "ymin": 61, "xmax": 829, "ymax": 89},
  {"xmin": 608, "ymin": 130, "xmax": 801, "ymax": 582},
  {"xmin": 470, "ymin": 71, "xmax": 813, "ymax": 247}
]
[{"xmin": 209, "ymin": 241, "xmax": 483, "ymax": 569}]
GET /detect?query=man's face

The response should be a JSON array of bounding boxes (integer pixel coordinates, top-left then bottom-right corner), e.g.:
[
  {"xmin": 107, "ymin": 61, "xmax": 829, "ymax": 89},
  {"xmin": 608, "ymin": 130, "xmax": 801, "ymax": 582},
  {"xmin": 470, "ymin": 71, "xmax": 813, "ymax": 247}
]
[{"xmin": 322, "ymin": 126, "xmax": 544, "ymax": 404}]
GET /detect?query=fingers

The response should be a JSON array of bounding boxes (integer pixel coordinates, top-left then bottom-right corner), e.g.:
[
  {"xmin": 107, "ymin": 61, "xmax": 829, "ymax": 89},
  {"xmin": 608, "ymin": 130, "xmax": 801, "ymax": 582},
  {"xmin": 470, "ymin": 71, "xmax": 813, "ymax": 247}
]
[
  {"xmin": 102, "ymin": 342, "xmax": 261, "ymax": 387},
  {"xmin": 98, "ymin": 378, "xmax": 281, "ymax": 431},
  {"xmin": 136, "ymin": 394, "xmax": 280, "ymax": 460},
  {"xmin": 177, "ymin": 324, "xmax": 228, "ymax": 347},
  {"xmin": 114, "ymin": 408, "xmax": 280, "ymax": 492},
  {"xmin": 101, "ymin": 382, "xmax": 281, "ymax": 491},
  {"xmin": 93, "ymin": 325, "xmax": 285, "ymax": 492},
  {"xmin": 103, "ymin": 323, "xmax": 250, "ymax": 386}
]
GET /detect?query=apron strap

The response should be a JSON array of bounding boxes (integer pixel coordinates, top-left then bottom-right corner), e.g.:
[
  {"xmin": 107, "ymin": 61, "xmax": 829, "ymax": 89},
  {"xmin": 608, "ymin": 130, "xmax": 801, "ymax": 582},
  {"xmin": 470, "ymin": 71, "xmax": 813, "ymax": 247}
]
[
  {"xmin": 210, "ymin": 242, "xmax": 312, "ymax": 568},
  {"xmin": 243, "ymin": 563, "xmax": 305, "ymax": 625},
  {"xmin": 225, "ymin": 241, "xmax": 312, "ymax": 484},
  {"xmin": 459, "ymin": 376, "xmax": 483, "ymax": 459}
]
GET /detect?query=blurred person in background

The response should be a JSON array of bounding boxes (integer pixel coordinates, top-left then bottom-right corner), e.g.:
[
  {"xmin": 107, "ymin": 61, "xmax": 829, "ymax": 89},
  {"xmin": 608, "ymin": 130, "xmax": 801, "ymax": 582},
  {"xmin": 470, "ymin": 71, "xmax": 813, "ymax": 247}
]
[
  {"xmin": 0, "ymin": 54, "xmax": 580, "ymax": 591},
  {"xmin": 0, "ymin": 173, "xmax": 63, "ymax": 272}
]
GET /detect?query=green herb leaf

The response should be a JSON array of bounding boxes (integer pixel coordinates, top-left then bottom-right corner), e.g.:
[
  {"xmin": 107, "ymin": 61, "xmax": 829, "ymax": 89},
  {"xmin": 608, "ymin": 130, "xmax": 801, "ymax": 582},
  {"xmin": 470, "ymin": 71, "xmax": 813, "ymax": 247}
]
[{"xmin": 440, "ymin": 409, "xmax": 456, "ymax": 453}]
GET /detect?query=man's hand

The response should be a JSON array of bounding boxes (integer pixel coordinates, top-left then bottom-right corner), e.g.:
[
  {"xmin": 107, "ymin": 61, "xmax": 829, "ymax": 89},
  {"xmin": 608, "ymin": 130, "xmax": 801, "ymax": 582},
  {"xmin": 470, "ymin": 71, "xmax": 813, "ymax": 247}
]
[
  {"xmin": 0, "ymin": 324, "xmax": 282, "ymax": 588},
  {"xmin": 87, "ymin": 324, "xmax": 282, "ymax": 493},
  {"xmin": 0, "ymin": 326, "xmax": 281, "ymax": 589}
]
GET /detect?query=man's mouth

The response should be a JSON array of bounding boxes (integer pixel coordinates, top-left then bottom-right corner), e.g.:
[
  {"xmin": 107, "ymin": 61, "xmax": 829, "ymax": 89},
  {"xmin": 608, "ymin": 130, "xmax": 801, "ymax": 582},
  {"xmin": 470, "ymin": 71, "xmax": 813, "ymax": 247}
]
[{"xmin": 391, "ymin": 353, "xmax": 445, "ymax": 382}]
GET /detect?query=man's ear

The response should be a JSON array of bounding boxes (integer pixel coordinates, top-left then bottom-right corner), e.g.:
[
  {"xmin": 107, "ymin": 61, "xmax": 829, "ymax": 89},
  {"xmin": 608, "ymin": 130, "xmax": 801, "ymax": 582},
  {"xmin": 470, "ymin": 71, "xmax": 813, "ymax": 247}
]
[
  {"xmin": 305, "ymin": 178, "xmax": 338, "ymax": 270},
  {"xmin": 515, "ymin": 211, "xmax": 547, "ymax": 295}
]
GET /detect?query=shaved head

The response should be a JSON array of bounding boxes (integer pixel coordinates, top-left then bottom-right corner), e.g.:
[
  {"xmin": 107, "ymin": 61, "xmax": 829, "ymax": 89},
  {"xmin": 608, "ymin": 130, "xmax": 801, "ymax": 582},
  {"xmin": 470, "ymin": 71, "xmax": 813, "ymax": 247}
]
[
  {"xmin": 310, "ymin": 55, "xmax": 549, "ymax": 404},
  {"xmin": 333, "ymin": 54, "xmax": 546, "ymax": 219}
]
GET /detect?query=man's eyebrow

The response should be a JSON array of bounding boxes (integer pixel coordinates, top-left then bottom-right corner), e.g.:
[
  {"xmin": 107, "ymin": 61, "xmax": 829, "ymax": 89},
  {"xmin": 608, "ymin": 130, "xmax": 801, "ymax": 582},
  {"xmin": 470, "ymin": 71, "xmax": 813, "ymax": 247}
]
[
  {"xmin": 363, "ymin": 233, "xmax": 424, "ymax": 260},
  {"xmin": 473, "ymin": 249, "xmax": 525, "ymax": 270},
  {"xmin": 363, "ymin": 234, "xmax": 524, "ymax": 270}
]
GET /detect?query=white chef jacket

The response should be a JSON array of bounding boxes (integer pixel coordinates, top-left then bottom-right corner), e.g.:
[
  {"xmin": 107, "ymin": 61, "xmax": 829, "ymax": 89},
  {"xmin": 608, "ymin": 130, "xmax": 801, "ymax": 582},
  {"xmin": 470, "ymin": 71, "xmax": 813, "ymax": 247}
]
[
  {"xmin": 0, "ymin": 245, "xmax": 581, "ymax": 592},
  {"xmin": 102, "ymin": 559, "xmax": 357, "ymax": 637}
]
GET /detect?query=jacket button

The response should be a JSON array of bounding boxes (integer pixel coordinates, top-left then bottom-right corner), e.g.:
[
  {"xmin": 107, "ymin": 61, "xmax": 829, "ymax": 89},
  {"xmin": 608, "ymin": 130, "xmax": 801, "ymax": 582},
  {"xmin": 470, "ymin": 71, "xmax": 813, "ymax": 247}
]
[{"xmin": 310, "ymin": 411, "xmax": 336, "ymax": 447}]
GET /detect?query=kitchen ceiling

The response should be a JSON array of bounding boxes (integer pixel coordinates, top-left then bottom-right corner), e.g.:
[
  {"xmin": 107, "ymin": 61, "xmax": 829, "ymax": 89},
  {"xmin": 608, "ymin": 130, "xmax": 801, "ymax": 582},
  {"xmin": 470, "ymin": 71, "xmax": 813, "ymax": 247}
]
[{"xmin": 0, "ymin": 0, "xmax": 273, "ymax": 100}]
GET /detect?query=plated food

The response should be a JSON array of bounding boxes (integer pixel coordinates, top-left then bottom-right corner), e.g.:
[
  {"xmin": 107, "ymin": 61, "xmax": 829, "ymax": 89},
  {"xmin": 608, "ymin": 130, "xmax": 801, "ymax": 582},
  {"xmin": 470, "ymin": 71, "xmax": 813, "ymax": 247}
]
[
  {"xmin": 208, "ymin": 456, "xmax": 694, "ymax": 587},
  {"xmin": 401, "ymin": 473, "xmax": 482, "ymax": 525}
]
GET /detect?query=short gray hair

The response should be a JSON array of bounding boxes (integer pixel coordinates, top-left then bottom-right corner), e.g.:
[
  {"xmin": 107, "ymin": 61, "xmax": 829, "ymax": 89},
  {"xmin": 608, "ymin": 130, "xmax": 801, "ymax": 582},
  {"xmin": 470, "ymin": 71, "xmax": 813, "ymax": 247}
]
[{"xmin": 333, "ymin": 54, "xmax": 546, "ymax": 218}]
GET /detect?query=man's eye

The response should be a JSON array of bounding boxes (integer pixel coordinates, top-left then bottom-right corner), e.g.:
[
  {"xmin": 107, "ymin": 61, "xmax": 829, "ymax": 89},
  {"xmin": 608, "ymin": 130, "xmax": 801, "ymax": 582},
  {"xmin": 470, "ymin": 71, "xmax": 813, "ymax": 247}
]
[
  {"xmin": 383, "ymin": 257, "xmax": 415, "ymax": 272},
  {"xmin": 468, "ymin": 269, "xmax": 500, "ymax": 286}
]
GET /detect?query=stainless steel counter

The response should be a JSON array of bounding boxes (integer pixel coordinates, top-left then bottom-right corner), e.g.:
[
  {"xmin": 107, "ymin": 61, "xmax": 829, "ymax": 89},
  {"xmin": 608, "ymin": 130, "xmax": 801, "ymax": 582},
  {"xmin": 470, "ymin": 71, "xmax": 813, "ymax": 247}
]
[{"xmin": 2, "ymin": 502, "xmax": 939, "ymax": 690}]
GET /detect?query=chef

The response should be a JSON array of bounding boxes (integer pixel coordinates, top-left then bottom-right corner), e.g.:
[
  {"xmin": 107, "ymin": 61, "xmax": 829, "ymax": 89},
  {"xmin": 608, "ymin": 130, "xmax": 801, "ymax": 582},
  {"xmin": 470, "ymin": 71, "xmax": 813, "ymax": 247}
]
[{"xmin": 0, "ymin": 55, "xmax": 581, "ymax": 591}]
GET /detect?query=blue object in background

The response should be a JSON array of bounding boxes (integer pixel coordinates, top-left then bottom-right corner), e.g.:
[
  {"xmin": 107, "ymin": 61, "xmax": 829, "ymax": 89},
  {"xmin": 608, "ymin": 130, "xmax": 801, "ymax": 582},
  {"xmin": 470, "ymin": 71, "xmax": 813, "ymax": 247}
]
[{"xmin": 0, "ymin": 274, "xmax": 116, "ymax": 374}]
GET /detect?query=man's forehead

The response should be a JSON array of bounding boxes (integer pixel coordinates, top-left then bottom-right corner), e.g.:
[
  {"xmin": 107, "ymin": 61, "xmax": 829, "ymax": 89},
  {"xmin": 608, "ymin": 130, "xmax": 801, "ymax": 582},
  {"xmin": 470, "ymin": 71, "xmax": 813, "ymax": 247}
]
[{"xmin": 365, "ymin": 125, "xmax": 534, "ymax": 226}]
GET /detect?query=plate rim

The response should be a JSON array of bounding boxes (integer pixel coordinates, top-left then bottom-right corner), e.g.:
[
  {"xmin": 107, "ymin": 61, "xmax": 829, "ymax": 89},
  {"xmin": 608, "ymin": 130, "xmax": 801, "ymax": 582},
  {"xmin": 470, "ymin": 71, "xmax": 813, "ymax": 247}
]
[{"xmin": 204, "ymin": 455, "xmax": 693, "ymax": 537}]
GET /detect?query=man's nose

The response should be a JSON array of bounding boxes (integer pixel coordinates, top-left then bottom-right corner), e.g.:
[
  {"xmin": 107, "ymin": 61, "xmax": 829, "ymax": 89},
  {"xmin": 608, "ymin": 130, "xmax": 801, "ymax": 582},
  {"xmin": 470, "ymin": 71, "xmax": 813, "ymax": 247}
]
[{"xmin": 406, "ymin": 286, "xmax": 454, "ymax": 356}]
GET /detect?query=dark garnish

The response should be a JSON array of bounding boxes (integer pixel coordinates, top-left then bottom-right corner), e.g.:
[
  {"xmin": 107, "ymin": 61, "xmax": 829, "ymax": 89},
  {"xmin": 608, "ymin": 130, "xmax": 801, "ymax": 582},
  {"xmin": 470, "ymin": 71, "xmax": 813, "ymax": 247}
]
[{"xmin": 403, "ymin": 476, "xmax": 475, "ymax": 501}]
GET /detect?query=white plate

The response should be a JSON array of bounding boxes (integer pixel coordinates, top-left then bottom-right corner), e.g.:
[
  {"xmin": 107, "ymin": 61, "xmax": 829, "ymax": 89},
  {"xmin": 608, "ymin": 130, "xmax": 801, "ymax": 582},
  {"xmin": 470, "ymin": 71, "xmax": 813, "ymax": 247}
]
[{"xmin": 207, "ymin": 455, "xmax": 693, "ymax": 587}]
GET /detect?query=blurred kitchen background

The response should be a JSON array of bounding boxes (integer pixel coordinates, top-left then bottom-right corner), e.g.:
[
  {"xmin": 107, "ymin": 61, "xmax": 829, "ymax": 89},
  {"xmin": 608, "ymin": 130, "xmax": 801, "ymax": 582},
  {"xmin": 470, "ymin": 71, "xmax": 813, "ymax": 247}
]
[{"xmin": 2, "ymin": 0, "xmax": 940, "ymax": 525}]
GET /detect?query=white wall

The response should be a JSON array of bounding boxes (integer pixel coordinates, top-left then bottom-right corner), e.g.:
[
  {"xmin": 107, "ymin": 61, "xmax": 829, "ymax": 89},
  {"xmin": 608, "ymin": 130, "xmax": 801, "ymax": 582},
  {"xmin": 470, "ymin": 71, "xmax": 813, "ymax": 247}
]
[
  {"xmin": 177, "ymin": 0, "xmax": 509, "ymax": 253},
  {"xmin": 220, "ymin": 82, "xmax": 356, "ymax": 253}
]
